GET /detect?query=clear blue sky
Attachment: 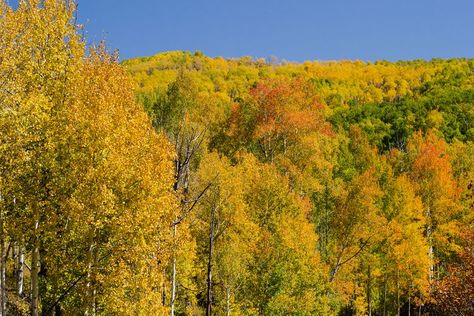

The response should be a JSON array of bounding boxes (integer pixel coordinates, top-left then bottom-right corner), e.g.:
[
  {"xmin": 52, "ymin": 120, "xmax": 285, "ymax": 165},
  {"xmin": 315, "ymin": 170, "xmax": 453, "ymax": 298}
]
[{"xmin": 10, "ymin": 0, "xmax": 474, "ymax": 61}]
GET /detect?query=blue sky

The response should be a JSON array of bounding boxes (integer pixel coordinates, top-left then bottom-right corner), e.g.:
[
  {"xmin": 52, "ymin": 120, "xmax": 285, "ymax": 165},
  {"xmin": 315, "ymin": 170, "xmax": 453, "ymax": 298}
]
[{"xmin": 9, "ymin": 0, "xmax": 474, "ymax": 62}]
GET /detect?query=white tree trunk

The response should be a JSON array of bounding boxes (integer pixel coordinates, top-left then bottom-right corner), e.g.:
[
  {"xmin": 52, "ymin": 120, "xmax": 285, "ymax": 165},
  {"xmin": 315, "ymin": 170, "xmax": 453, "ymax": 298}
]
[
  {"xmin": 427, "ymin": 207, "xmax": 434, "ymax": 283},
  {"xmin": 31, "ymin": 218, "xmax": 40, "ymax": 316},
  {"xmin": 170, "ymin": 223, "xmax": 177, "ymax": 316},
  {"xmin": 0, "ymin": 192, "xmax": 5, "ymax": 316},
  {"xmin": 85, "ymin": 242, "xmax": 97, "ymax": 316},
  {"xmin": 226, "ymin": 286, "xmax": 230, "ymax": 316},
  {"xmin": 18, "ymin": 246, "xmax": 24, "ymax": 296}
]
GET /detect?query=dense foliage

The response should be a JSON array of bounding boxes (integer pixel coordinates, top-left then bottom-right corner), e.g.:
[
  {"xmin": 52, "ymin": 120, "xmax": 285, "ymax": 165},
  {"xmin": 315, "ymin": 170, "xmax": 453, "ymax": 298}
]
[
  {"xmin": 0, "ymin": 1, "xmax": 175, "ymax": 315},
  {"xmin": 124, "ymin": 51, "xmax": 474, "ymax": 315},
  {"xmin": 0, "ymin": 1, "xmax": 473, "ymax": 315}
]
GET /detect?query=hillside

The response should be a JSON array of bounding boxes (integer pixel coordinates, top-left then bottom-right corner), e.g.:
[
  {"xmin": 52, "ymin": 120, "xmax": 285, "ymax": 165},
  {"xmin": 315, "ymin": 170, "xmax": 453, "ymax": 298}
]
[
  {"xmin": 124, "ymin": 51, "xmax": 474, "ymax": 150},
  {"xmin": 1, "ymin": 1, "xmax": 473, "ymax": 313},
  {"xmin": 121, "ymin": 51, "xmax": 474, "ymax": 315}
]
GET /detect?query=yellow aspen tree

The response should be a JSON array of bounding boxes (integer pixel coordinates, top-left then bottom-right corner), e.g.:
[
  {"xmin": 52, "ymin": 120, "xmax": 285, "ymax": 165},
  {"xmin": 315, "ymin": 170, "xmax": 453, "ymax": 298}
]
[
  {"xmin": 382, "ymin": 172, "xmax": 430, "ymax": 315},
  {"xmin": 0, "ymin": 1, "xmax": 177, "ymax": 314},
  {"xmin": 194, "ymin": 152, "xmax": 258, "ymax": 316},
  {"xmin": 407, "ymin": 131, "xmax": 462, "ymax": 283},
  {"xmin": 241, "ymin": 154, "xmax": 330, "ymax": 315},
  {"xmin": 0, "ymin": 1, "xmax": 83, "ymax": 314}
]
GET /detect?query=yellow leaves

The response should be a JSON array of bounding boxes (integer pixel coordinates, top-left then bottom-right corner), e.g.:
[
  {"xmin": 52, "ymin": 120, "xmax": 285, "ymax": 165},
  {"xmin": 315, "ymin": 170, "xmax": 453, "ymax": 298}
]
[
  {"xmin": 2, "ymin": 2, "xmax": 472, "ymax": 313},
  {"xmin": 193, "ymin": 150, "xmax": 330, "ymax": 314},
  {"xmin": 0, "ymin": 1, "xmax": 177, "ymax": 313},
  {"xmin": 380, "ymin": 171, "xmax": 431, "ymax": 301},
  {"xmin": 427, "ymin": 110, "xmax": 444, "ymax": 129},
  {"xmin": 277, "ymin": 213, "xmax": 317, "ymax": 253},
  {"xmin": 406, "ymin": 131, "xmax": 464, "ymax": 266},
  {"xmin": 389, "ymin": 175, "xmax": 425, "ymax": 223},
  {"xmin": 336, "ymin": 169, "xmax": 384, "ymax": 232}
]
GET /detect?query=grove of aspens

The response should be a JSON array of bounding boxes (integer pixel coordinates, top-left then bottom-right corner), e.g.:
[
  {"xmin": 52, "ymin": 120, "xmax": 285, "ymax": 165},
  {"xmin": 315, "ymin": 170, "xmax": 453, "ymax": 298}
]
[{"xmin": 0, "ymin": 1, "xmax": 473, "ymax": 315}]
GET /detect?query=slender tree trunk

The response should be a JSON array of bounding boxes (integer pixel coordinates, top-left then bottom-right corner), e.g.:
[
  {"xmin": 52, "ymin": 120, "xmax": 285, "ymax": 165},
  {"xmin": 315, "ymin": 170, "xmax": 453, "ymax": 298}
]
[
  {"xmin": 427, "ymin": 207, "xmax": 434, "ymax": 283},
  {"xmin": 396, "ymin": 268, "xmax": 400, "ymax": 316},
  {"xmin": 31, "ymin": 216, "xmax": 40, "ymax": 316},
  {"xmin": 206, "ymin": 199, "xmax": 216, "ymax": 316},
  {"xmin": 170, "ymin": 223, "xmax": 177, "ymax": 316},
  {"xmin": 85, "ymin": 244, "xmax": 92, "ymax": 316},
  {"xmin": 383, "ymin": 273, "xmax": 387, "ymax": 316},
  {"xmin": 85, "ymin": 238, "xmax": 97, "ymax": 316},
  {"xmin": 408, "ymin": 296, "xmax": 411, "ymax": 316},
  {"xmin": 225, "ymin": 286, "xmax": 230, "ymax": 316},
  {"xmin": 169, "ymin": 127, "xmax": 206, "ymax": 315},
  {"xmin": 12, "ymin": 245, "xmax": 16, "ymax": 286},
  {"xmin": 13, "ymin": 199, "xmax": 24, "ymax": 297},
  {"xmin": 92, "ymin": 249, "xmax": 97, "ymax": 315},
  {"xmin": 0, "ymin": 238, "xmax": 5, "ymax": 316},
  {"xmin": 183, "ymin": 161, "xmax": 190, "ymax": 196},
  {"xmin": 161, "ymin": 269, "xmax": 167, "ymax": 307},
  {"xmin": 17, "ymin": 244, "xmax": 24, "ymax": 296},
  {"xmin": 428, "ymin": 239, "xmax": 434, "ymax": 281},
  {"xmin": 408, "ymin": 281, "xmax": 413, "ymax": 316},
  {"xmin": 351, "ymin": 291, "xmax": 355, "ymax": 316},
  {"xmin": 0, "ymin": 193, "xmax": 5, "ymax": 316},
  {"xmin": 367, "ymin": 265, "xmax": 372, "ymax": 316}
]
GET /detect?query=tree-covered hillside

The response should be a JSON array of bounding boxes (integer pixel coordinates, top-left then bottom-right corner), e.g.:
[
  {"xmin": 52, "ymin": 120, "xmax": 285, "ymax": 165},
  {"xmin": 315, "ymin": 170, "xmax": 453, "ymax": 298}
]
[
  {"xmin": 123, "ymin": 51, "xmax": 474, "ymax": 315},
  {"xmin": 124, "ymin": 51, "xmax": 474, "ymax": 149},
  {"xmin": 0, "ymin": 1, "xmax": 473, "ymax": 315}
]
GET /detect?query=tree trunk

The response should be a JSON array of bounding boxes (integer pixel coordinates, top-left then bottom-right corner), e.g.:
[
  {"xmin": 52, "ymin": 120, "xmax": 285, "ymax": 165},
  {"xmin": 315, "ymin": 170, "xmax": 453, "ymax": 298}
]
[
  {"xmin": 427, "ymin": 207, "xmax": 434, "ymax": 283},
  {"xmin": 85, "ymin": 238, "xmax": 97, "ymax": 316},
  {"xmin": 206, "ymin": 199, "xmax": 216, "ymax": 316},
  {"xmin": 170, "ymin": 223, "xmax": 177, "ymax": 316},
  {"xmin": 92, "ymin": 250, "xmax": 97, "ymax": 315},
  {"xmin": 31, "ymin": 218, "xmax": 40, "ymax": 316},
  {"xmin": 169, "ymin": 127, "xmax": 207, "ymax": 315},
  {"xmin": 396, "ymin": 268, "xmax": 400, "ymax": 316},
  {"xmin": 408, "ymin": 281, "xmax": 413, "ymax": 316},
  {"xmin": 12, "ymin": 199, "xmax": 24, "ymax": 297},
  {"xmin": 225, "ymin": 286, "xmax": 230, "ymax": 316},
  {"xmin": 0, "ymin": 193, "xmax": 5, "ymax": 316},
  {"xmin": 408, "ymin": 296, "xmax": 411, "ymax": 316},
  {"xmin": 161, "ymin": 269, "xmax": 167, "ymax": 307},
  {"xmin": 17, "ymin": 244, "xmax": 24, "ymax": 296},
  {"xmin": 367, "ymin": 265, "xmax": 372, "ymax": 316},
  {"xmin": 383, "ymin": 273, "xmax": 387, "ymax": 316}
]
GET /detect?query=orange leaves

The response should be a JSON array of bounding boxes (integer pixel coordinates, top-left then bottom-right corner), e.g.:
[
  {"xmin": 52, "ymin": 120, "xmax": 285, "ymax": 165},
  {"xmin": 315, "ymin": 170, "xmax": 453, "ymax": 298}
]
[
  {"xmin": 250, "ymin": 78, "xmax": 327, "ymax": 143},
  {"xmin": 408, "ymin": 130, "xmax": 462, "ymax": 241},
  {"xmin": 226, "ymin": 102, "xmax": 246, "ymax": 139},
  {"xmin": 410, "ymin": 131, "xmax": 453, "ymax": 183}
]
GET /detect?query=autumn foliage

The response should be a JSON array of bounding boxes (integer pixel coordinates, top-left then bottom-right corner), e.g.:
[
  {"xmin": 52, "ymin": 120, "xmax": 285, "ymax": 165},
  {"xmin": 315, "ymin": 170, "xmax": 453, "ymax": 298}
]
[
  {"xmin": 431, "ymin": 231, "xmax": 474, "ymax": 316},
  {"xmin": 0, "ymin": 1, "xmax": 473, "ymax": 315}
]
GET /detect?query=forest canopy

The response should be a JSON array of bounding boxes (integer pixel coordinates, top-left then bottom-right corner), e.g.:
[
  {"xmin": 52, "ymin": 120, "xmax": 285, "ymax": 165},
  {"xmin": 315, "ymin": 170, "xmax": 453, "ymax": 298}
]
[{"xmin": 0, "ymin": 1, "xmax": 473, "ymax": 315}]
